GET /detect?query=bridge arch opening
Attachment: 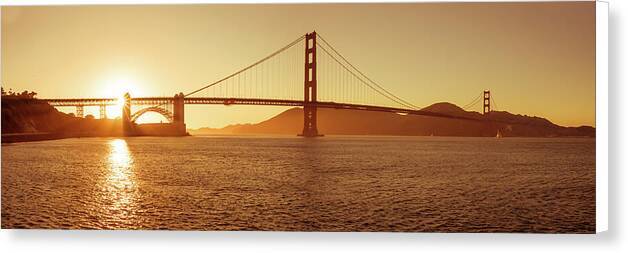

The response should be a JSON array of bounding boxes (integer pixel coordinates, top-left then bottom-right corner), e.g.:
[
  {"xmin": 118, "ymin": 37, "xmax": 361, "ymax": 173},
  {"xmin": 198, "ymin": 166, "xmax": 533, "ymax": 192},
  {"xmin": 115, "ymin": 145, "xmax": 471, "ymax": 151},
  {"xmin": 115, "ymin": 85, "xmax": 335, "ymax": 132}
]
[
  {"xmin": 133, "ymin": 112, "xmax": 170, "ymax": 124},
  {"xmin": 131, "ymin": 107, "xmax": 174, "ymax": 124}
]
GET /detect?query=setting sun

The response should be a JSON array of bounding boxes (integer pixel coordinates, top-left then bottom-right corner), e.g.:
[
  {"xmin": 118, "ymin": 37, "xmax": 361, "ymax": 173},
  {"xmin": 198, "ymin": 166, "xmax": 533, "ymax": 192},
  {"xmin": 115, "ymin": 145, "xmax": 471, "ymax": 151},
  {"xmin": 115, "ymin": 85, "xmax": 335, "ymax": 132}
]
[
  {"xmin": 98, "ymin": 76, "xmax": 143, "ymax": 119},
  {"xmin": 102, "ymin": 76, "xmax": 142, "ymax": 98}
]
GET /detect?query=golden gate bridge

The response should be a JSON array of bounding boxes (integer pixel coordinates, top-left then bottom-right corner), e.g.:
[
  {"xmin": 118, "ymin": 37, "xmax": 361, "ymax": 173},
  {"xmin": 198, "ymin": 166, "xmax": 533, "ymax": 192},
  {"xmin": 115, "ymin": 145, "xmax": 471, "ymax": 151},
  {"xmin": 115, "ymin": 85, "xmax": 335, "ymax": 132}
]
[{"xmin": 43, "ymin": 31, "xmax": 495, "ymax": 137}]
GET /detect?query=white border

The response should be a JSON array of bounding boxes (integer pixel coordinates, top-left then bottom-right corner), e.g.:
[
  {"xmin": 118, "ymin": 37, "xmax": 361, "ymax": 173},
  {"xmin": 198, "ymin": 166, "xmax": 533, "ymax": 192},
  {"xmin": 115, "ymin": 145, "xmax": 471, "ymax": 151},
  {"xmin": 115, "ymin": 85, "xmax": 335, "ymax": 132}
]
[
  {"xmin": 596, "ymin": 0, "xmax": 609, "ymax": 233},
  {"xmin": 2, "ymin": 0, "xmax": 619, "ymax": 252},
  {"xmin": 0, "ymin": 0, "xmax": 601, "ymax": 6},
  {"xmin": 0, "ymin": 0, "xmax": 610, "ymax": 239}
]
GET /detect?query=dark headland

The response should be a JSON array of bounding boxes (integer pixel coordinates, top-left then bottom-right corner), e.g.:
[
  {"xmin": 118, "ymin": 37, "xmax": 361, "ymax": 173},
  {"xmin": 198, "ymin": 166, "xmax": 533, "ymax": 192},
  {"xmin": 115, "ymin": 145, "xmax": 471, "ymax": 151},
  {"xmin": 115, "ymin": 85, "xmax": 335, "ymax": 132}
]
[
  {"xmin": 1, "ymin": 96, "xmax": 124, "ymax": 143},
  {"xmin": 1, "ymin": 96, "xmax": 187, "ymax": 143},
  {"xmin": 190, "ymin": 103, "xmax": 595, "ymax": 138}
]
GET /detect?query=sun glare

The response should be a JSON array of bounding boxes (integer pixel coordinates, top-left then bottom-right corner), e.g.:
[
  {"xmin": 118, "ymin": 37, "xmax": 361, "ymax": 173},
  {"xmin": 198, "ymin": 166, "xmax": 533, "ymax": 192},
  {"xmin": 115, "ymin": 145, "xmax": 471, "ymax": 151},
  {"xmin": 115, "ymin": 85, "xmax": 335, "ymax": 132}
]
[
  {"xmin": 100, "ymin": 76, "xmax": 143, "ymax": 119},
  {"xmin": 102, "ymin": 76, "xmax": 142, "ymax": 98},
  {"xmin": 116, "ymin": 94, "xmax": 126, "ymax": 108},
  {"xmin": 104, "ymin": 139, "xmax": 138, "ymax": 221}
]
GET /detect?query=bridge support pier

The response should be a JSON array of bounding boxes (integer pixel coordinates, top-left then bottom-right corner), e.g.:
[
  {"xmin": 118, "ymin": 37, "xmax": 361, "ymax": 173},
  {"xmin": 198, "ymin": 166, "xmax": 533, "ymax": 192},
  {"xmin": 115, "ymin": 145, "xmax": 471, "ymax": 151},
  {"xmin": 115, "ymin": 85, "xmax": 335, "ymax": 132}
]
[
  {"xmin": 76, "ymin": 105, "xmax": 84, "ymax": 118},
  {"xmin": 299, "ymin": 31, "xmax": 322, "ymax": 137},
  {"xmin": 122, "ymin": 92, "xmax": 133, "ymax": 136},
  {"xmin": 172, "ymin": 92, "xmax": 186, "ymax": 135},
  {"xmin": 99, "ymin": 105, "xmax": 107, "ymax": 119}
]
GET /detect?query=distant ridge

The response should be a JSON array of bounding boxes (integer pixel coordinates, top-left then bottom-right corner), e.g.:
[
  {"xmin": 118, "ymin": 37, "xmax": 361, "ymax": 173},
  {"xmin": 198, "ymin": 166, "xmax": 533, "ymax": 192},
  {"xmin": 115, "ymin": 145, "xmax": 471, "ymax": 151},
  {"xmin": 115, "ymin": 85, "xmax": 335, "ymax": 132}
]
[{"xmin": 190, "ymin": 102, "xmax": 595, "ymax": 137}]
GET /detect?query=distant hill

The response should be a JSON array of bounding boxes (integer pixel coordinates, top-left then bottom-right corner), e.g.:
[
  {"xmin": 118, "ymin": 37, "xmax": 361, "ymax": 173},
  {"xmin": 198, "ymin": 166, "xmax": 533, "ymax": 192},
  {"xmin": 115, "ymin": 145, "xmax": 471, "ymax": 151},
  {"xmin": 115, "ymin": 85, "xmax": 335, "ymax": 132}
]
[{"xmin": 190, "ymin": 102, "xmax": 595, "ymax": 137}]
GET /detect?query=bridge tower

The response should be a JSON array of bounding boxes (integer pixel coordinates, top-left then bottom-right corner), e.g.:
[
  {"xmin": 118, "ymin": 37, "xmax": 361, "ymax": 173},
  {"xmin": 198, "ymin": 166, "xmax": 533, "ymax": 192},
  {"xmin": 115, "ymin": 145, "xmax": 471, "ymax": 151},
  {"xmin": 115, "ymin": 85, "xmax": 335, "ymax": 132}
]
[
  {"xmin": 483, "ymin": 90, "xmax": 491, "ymax": 115},
  {"xmin": 173, "ymin": 92, "xmax": 186, "ymax": 134},
  {"xmin": 122, "ymin": 92, "xmax": 133, "ymax": 136},
  {"xmin": 300, "ymin": 31, "xmax": 322, "ymax": 137}
]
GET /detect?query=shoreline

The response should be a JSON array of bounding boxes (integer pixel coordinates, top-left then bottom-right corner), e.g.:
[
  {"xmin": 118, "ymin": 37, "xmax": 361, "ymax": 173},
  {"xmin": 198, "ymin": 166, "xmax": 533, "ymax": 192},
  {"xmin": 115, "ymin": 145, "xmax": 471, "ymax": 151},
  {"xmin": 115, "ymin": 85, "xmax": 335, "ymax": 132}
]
[
  {"xmin": 2, "ymin": 132, "xmax": 595, "ymax": 144},
  {"xmin": 1, "ymin": 131, "xmax": 192, "ymax": 144},
  {"xmin": 1, "ymin": 132, "xmax": 124, "ymax": 144}
]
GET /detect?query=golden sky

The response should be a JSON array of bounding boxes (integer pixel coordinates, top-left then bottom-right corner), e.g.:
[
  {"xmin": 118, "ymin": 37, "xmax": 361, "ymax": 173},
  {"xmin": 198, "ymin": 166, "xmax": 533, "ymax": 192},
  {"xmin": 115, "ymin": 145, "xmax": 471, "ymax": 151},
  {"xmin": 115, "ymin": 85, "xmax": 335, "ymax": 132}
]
[{"xmin": 1, "ymin": 2, "xmax": 596, "ymax": 128}]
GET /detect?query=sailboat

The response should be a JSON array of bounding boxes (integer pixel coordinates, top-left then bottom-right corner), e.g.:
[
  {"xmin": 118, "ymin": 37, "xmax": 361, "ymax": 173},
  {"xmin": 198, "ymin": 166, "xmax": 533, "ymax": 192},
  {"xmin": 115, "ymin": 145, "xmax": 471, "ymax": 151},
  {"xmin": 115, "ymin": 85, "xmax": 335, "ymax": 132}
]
[{"xmin": 496, "ymin": 129, "xmax": 503, "ymax": 138}]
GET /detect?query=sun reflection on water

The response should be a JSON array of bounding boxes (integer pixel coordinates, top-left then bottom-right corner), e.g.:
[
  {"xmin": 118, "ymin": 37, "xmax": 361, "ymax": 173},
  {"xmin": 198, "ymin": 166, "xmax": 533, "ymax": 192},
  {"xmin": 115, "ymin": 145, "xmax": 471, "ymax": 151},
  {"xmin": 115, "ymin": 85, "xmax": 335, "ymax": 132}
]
[{"xmin": 104, "ymin": 139, "xmax": 138, "ymax": 225}]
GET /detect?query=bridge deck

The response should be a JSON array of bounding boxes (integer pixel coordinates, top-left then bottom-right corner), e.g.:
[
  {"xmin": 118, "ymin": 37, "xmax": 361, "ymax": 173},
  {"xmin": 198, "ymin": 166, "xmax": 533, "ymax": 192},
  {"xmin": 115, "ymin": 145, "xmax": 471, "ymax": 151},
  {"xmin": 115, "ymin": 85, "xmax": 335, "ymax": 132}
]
[{"xmin": 43, "ymin": 97, "xmax": 479, "ymax": 122}]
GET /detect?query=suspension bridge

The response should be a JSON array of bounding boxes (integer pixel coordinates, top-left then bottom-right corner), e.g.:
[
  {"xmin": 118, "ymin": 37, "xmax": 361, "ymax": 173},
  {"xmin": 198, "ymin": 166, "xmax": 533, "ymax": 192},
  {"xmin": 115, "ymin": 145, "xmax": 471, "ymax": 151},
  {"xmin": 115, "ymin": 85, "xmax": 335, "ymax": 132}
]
[{"xmin": 43, "ymin": 31, "xmax": 496, "ymax": 137}]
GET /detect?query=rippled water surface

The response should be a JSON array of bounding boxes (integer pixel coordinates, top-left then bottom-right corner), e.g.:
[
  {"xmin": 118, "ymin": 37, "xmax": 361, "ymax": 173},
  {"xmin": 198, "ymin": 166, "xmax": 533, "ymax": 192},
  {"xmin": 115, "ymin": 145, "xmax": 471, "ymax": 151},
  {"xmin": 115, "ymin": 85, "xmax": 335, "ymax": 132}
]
[{"xmin": 2, "ymin": 136, "xmax": 595, "ymax": 232}]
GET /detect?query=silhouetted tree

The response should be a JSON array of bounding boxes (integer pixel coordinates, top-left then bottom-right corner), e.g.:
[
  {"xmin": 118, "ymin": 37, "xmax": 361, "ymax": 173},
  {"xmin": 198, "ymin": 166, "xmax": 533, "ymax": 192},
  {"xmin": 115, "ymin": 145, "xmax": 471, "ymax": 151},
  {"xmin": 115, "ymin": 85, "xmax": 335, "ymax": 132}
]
[{"xmin": 1, "ymin": 87, "xmax": 38, "ymax": 98}]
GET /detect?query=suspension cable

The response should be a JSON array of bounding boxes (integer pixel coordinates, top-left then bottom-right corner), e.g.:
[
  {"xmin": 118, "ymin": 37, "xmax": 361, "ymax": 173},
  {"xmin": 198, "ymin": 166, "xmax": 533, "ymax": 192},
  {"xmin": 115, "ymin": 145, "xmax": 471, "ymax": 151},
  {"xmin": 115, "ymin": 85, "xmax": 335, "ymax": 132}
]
[
  {"xmin": 316, "ymin": 33, "xmax": 420, "ymax": 110},
  {"xmin": 317, "ymin": 43, "xmax": 417, "ymax": 109},
  {"xmin": 491, "ymin": 94, "xmax": 499, "ymax": 111},
  {"xmin": 462, "ymin": 92, "xmax": 482, "ymax": 110},
  {"xmin": 184, "ymin": 35, "xmax": 305, "ymax": 97}
]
